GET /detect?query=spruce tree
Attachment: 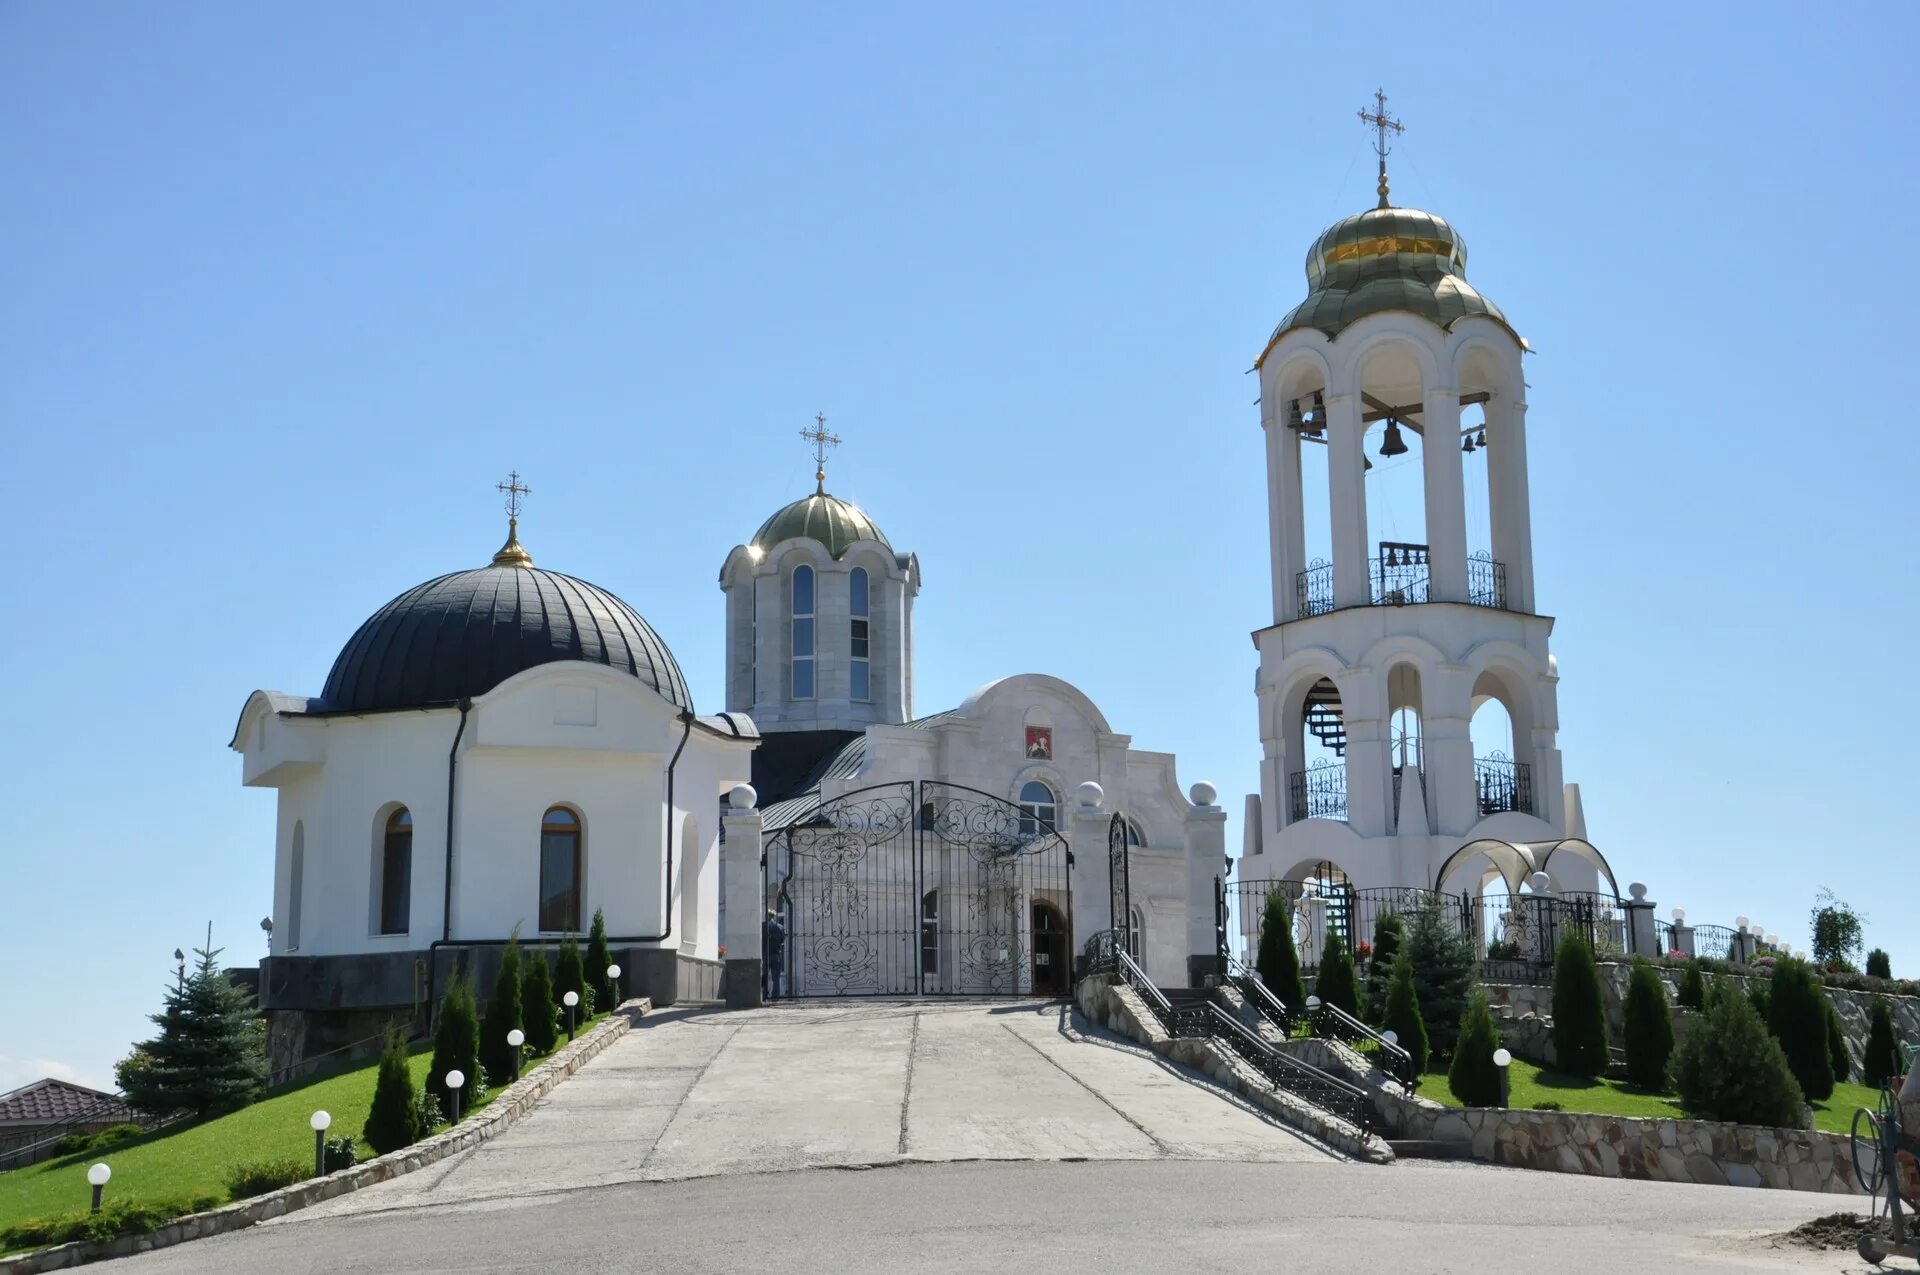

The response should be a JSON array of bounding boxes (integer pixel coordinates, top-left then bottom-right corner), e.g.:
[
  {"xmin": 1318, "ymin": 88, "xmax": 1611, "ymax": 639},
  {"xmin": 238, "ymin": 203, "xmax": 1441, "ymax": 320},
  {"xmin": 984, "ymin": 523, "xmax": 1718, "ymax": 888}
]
[
  {"xmin": 521, "ymin": 947, "xmax": 559, "ymax": 1055},
  {"xmin": 362, "ymin": 1028, "xmax": 423, "ymax": 1154},
  {"xmin": 1381, "ymin": 946, "xmax": 1429, "ymax": 1078},
  {"xmin": 428, "ymin": 971, "xmax": 481, "ymax": 1105},
  {"xmin": 1866, "ymin": 948, "xmax": 1892, "ymax": 980},
  {"xmin": 1825, "ymin": 1002, "xmax": 1851, "ymax": 1084},
  {"xmin": 1405, "ymin": 900, "xmax": 1477, "ymax": 1056},
  {"xmin": 1364, "ymin": 912, "xmax": 1406, "ymax": 1023},
  {"xmin": 1673, "ymin": 988, "xmax": 1804, "ymax": 1127},
  {"xmin": 587, "ymin": 909, "xmax": 616, "ymax": 1012},
  {"xmin": 1550, "ymin": 932, "xmax": 1610, "ymax": 1079},
  {"xmin": 555, "ymin": 932, "xmax": 589, "ymax": 1017},
  {"xmin": 1448, "ymin": 989, "xmax": 1503, "ymax": 1106},
  {"xmin": 1864, "ymin": 999, "xmax": 1902, "ymax": 1087},
  {"xmin": 1254, "ymin": 889, "xmax": 1306, "ymax": 1015},
  {"xmin": 1314, "ymin": 930, "xmax": 1360, "ymax": 1017},
  {"xmin": 118, "ymin": 934, "xmax": 266, "ymax": 1120},
  {"xmin": 478, "ymin": 932, "xmax": 524, "ymax": 1085},
  {"xmin": 1622, "ymin": 960, "xmax": 1675, "ymax": 1092},
  {"xmin": 1766, "ymin": 958, "xmax": 1835, "ymax": 1102},
  {"xmin": 1677, "ymin": 960, "xmax": 1707, "ymax": 1011}
]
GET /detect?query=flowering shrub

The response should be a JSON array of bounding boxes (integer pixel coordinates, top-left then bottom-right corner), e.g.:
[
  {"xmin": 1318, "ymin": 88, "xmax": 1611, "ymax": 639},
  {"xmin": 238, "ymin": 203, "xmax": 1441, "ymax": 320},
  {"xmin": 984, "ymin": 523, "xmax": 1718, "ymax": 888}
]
[{"xmin": 1354, "ymin": 941, "xmax": 1373, "ymax": 963}]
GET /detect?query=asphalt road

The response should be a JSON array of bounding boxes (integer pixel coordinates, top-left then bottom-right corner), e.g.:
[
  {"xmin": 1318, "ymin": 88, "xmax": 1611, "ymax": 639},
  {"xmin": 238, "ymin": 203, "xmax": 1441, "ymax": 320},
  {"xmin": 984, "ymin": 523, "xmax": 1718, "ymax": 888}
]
[{"xmin": 109, "ymin": 1158, "xmax": 1871, "ymax": 1274}]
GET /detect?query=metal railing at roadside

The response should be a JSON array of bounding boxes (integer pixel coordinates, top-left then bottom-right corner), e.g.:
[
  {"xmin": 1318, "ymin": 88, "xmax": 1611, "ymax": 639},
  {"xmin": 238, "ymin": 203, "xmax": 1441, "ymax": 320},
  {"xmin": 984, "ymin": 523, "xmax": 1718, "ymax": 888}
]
[{"xmin": 1308, "ymin": 996, "xmax": 1415, "ymax": 1089}]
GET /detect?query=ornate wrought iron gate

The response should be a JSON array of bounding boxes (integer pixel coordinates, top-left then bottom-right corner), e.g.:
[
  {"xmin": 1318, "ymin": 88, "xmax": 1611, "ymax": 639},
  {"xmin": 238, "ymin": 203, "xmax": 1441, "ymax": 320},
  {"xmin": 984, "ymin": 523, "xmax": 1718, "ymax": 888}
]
[{"xmin": 765, "ymin": 781, "xmax": 1074, "ymax": 997}]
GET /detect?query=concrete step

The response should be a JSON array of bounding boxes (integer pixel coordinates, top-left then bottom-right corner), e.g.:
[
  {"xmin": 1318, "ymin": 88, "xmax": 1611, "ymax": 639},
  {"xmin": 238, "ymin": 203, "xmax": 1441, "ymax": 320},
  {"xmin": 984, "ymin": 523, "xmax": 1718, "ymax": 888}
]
[{"xmin": 1386, "ymin": 1139, "xmax": 1475, "ymax": 1161}]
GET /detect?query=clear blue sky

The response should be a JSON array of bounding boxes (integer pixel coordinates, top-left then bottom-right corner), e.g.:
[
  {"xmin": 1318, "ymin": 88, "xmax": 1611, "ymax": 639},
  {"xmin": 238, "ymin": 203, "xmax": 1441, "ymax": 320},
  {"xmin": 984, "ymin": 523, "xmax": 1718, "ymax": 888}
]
[{"xmin": 3, "ymin": 3, "xmax": 1913, "ymax": 1089}]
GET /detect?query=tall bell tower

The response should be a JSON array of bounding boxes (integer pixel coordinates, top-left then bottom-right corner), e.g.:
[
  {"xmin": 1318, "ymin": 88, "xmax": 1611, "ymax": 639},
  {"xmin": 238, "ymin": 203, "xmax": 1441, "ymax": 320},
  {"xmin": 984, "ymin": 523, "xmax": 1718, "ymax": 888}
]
[{"xmin": 1241, "ymin": 95, "xmax": 1613, "ymax": 901}]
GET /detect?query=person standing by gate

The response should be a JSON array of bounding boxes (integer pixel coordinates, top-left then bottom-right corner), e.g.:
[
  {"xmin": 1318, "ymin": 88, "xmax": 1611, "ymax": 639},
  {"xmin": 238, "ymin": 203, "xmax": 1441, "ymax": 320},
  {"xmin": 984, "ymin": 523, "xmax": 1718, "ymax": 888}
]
[{"xmin": 765, "ymin": 908, "xmax": 787, "ymax": 1000}]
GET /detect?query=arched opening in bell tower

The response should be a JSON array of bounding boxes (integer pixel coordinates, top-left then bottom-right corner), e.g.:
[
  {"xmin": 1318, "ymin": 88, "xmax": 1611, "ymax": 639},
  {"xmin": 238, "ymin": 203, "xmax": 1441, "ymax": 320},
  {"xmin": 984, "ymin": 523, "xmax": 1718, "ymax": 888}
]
[
  {"xmin": 1284, "ymin": 674, "xmax": 1348, "ymax": 822},
  {"xmin": 1356, "ymin": 341, "xmax": 1433, "ymax": 607},
  {"xmin": 1386, "ymin": 661, "xmax": 1425, "ymax": 829},
  {"xmin": 1469, "ymin": 668, "xmax": 1534, "ymax": 817}
]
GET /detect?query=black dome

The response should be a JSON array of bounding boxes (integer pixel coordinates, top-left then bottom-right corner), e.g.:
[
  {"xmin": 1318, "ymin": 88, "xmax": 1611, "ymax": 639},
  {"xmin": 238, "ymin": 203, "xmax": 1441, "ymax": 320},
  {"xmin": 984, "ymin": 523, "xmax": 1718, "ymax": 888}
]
[{"xmin": 322, "ymin": 564, "xmax": 691, "ymax": 714}]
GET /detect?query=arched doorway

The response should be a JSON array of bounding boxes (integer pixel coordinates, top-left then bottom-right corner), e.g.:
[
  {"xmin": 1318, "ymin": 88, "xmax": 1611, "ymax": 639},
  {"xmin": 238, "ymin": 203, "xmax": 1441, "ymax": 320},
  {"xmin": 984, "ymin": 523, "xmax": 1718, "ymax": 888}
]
[{"xmin": 1031, "ymin": 901, "xmax": 1068, "ymax": 995}]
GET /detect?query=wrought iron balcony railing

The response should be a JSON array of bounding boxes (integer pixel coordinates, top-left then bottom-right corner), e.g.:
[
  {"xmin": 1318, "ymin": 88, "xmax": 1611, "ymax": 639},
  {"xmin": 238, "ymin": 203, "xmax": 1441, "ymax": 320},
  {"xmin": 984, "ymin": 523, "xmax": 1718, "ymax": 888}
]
[
  {"xmin": 1474, "ymin": 752, "xmax": 1533, "ymax": 816},
  {"xmin": 1294, "ymin": 550, "xmax": 1508, "ymax": 619},
  {"xmin": 1288, "ymin": 761, "xmax": 1347, "ymax": 822}
]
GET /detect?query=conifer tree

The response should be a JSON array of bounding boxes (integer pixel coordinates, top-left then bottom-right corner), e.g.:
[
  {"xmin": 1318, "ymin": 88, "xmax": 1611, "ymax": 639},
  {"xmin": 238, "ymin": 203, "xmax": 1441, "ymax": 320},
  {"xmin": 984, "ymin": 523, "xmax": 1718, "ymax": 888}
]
[
  {"xmin": 117, "ymin": 933, "xmax": 266, "ymax": 1120},
  {"xmin": 1448, "ymin": 989, "xmax": 1503, "ymax": 1106},
  {"xmin": 1864, "ymin": 999, "xmax": 1902, "ymax": 1088},
  {"xmin": 1622, "ymin": 960, "xmax": 1675, "ymax": 1092},
  {"xmin": 1364, "ymin": 912, "xmax": 1405, "ymax": 1023},
  {"xmin": 478, "ymin": 931, "xmax": 524, "ymax": 1084},
  {"xmin": 1314, "ymin": 930, "xmax": 1360, "ymax": 1017},
  {"xmin": 1674, "ymin": 989, "xmax": 1804, "ymax": 1127},
  {"xmin": 1766, "ymin": 958, "xmax": 1835, "ymax": 1102},
  {"xmin": 521, "ymin": 947, "xmax": 559, "ymax": 1054},
  {"xmin": 1550, "ymin": 932, "xmax": 1610, "ymax": 1078},
  {"xmin": 1381, "ymin": 946, "xmax": 1430, "ymax": 1078},
  {"xmin": 587, "ymin": 909, "xmax": 616, "ymax": 1012},
  {"xmin": 1405, "ymin": 900, "xmax": 1477, "ymax": 1056},
  {"xmin": 1676, "ymin": 959, "xmax": 1706, "ymax": 1010},
  {"xmin": 1254, "ymin": 889, "xmax": 1306, "ymax": 1015},
  {"xmin": 362, "ymin": 1028, "xmax": 423, "ymax": 1154},
  {"xmin": 555, "ymin": 932, "xmax": 589, "ymax": 1016},
  {"xmin": 1866, "ymin": 948, "xmax": 1892, "ymax": 980},
  {"xmin": 428, "ymin": 971, "xmax": 481, "ymax": 1105},
  {"xmin": 1825, "ymin": 1002, "xmax": 1851, "ymax": 1084}
]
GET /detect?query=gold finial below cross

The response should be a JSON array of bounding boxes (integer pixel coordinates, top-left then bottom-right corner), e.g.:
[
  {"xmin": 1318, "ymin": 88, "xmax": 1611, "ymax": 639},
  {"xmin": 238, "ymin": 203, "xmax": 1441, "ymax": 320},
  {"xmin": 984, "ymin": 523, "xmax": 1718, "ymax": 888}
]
[
  {"xmin": 1358, "ymin": 88, "xmax": 1405, "ymax": 209},
  {"xmin": 800, "ymin": 412, "xmax": 841, "ymax": 494}
]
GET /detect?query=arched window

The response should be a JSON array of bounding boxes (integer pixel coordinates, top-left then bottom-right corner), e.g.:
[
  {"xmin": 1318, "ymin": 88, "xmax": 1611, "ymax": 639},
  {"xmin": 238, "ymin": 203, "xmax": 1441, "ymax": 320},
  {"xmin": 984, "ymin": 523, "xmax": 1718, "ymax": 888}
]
[
  {"xmin": 286, "ymin": 821, "xmax": 305, "ymax": 952},
  {"xmin": 1128, "ymin": 906, "xmax": 1144, "ymax": 959},
  {"xmin": 377, "ymin": 808, "xmax": 412, "ymax": 935},
  {"xmin": 791, "ymin": 565, "xmax": 815, "ymax": 700},
  {"xmin": 1017, "ymin": 781, "xmax": 1056, "ymax": 836},
  {"xmin": 679, "ymin": 814, "xmax": 700, "ymax": 954},
  {"xmin": 849, "ymin": 567, "xmax": 871, "ymax": 703},
  {"xmin": 1125, "ymin": 819, "xmax": 1145, "ymax": 849},
  {"xmin": 539, "ymin": 807, "xmax": 583, "ymax": 933}
]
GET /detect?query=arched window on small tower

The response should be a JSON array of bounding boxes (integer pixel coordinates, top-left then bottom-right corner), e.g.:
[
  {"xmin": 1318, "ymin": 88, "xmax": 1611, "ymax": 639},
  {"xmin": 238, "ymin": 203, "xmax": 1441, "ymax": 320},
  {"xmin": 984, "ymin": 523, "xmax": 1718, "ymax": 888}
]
[
  {"xmin": 287, "ymin": 821, "xmax": 305, "ymax": 952},
  {"xmin": 849, "ymin": 567, "xmax": 871, "ymax": 703},
  {"xmin": 791, "ymin": 564, "xmax": 815, "ymax": 700},
  {"xmin": 377, "ymin": 808, "xmax": 412, "ymax": 935},
  {"xmin": 540, "ymin": 807, "xmax": 584, "ymax": 933},
  {"xmin": 1017, "ymin": 781, "xmax": 1056, "ymax": 836}
]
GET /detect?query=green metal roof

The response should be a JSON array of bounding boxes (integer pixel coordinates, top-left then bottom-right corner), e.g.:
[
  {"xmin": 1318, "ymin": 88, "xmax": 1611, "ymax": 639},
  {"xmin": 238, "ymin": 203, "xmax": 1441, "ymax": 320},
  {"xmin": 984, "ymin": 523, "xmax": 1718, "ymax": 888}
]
[
  {"xmin": 751, "ymin": 491, "xmax": 890, "ymax": 559},
  {"xmin": 1260, "ymin": 205, "xmax": 1516, "ymax": 360}
]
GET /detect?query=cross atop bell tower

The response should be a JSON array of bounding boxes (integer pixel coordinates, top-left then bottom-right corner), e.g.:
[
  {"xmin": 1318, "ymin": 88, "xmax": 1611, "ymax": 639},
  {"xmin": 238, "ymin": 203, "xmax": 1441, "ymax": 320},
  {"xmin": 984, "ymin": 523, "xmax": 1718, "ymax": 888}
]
[
  {"xmin": 801, "ymin": 412, "xmax": 841, "ymax": 494},
  {"xmin": 1358, "ymin": 88, "xmax": 1405, "ymax": 209}
]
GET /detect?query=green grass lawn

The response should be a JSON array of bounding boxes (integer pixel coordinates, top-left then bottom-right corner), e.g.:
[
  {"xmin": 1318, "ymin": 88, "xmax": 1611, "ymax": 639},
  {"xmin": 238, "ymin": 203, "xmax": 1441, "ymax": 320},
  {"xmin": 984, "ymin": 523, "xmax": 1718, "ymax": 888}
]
[
  {"xmin": 0, "ymin": 1013, "xmax": 607, "ymax": 1246},
  {"xmin": 1416, "ymin": 1058, "xmax": 1885, "ymax": 1134}
]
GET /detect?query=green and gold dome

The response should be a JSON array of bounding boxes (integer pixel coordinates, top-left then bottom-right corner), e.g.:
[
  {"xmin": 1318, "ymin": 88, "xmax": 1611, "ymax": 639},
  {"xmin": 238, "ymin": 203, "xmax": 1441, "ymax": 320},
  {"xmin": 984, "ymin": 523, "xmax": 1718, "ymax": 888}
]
[{"xmin": 751, "ymin": 490, "xmax": 890, "ymax": 560}]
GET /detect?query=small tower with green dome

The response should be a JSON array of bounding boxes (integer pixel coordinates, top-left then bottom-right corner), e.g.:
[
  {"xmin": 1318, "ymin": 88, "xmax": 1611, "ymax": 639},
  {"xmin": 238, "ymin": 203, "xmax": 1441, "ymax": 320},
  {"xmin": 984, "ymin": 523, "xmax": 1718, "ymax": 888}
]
[{"xmin": 718, "ymin": 418, "xmax": 919, "ymax": 733}]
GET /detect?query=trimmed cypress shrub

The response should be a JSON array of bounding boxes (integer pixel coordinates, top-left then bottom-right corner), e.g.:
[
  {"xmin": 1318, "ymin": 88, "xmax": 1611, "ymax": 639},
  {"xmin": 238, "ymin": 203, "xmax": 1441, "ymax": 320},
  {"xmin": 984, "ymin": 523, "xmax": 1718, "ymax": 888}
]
[
  {"xmin": 1622, "ymin": 960, "xmax": 1675, "ymax": 1092},
  {"xmin": 1825, "ymin": 1002, "xmax": 1850, "ymax": 1084},
  {"xmin": 1766, "ymin": 957, "xmax": 1835, "ymax": 1102},
  {"xmin": 555, "ymin": 932, "xmax": 590, "ymax": 1018},
  {"xmin": 1864, "ymin": 998, "xmax": 1902, "ymax": 1087},
  {"xmin": 1746, "ymin": 981, "xmax": 1770, "ymax": 1023},
  {"xmin": 1677, "ymin": 960, "xmax": 1707, "ymax": 1011},
  {"xmin": 1365, "ymin": 912, "xmax": 1406, "ymax": 1023},
  {"xmin": 362, "ymin": 1029, "xmax": 423, "ymax": 1155},
  {"xmin": 1382, "ymin": 946, "xmax": 1429, "ymax": 1078},
  {"xmin": 1255, "ymin": 889, "xmax": 1307, "ymax": 1014},
  {"xmin": 478, "ymin": 932, "xmax": 524, "ymax": 1085},
  {"xmin": 1406, "ymin": 901, "xmax": 1478, "ymax": 1056},
  {"xmin": 521, "ymin": 947, "xmax": 558, "ymax": 1055},
  {"xmin": 1550, "ymin": 932, "xmax": 1610, "ymax": 1078},
  {"xmin": 1673, "ymin": 988, "xmax": 1804, "ymax": 1128},
  {"xmin": 1448, "ymin": 989, "xmax": 1503, "ymax": 1106},
  {"xmin": 428, "ymin": 971, "xmax": 481, "ymax": 1104},
  {"xmin": 1867, "ymin": 948, "xmax": 1892, "ymax": 980},
  {"xmin": 1314, "ymin": 930, "xmax": 1361, "ymax": 1017},
  {"xmin": 587, "ymin": 909, "xmax": 616, "ymax": 1012}
]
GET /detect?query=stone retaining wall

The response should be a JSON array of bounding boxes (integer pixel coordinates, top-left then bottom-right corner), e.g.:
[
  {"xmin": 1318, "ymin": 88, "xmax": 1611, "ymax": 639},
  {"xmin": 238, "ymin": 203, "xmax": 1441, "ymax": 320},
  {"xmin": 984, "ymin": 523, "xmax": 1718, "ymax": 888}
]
[
  {"xmin": 0, "ymin": 1001, "xmax": 648, "ymax": 1274},
  {"xmin": 1074, "ymin": 975, "xmax": 1392, "ymax": 1164}
]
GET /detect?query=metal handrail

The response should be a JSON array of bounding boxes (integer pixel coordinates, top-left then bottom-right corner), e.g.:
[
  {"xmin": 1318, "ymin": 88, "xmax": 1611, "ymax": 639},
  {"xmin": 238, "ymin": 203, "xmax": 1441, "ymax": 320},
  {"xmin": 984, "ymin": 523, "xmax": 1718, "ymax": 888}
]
[
  {"xmin": 1204, "ymin": 1004, "xmax": 1376, "ymax": 1134},
  {"xmin": 1310, "ymin": 998, "xmax": 1415, "ymax": 1088},
  {"xmin": 1226, "ymin": 955, "xmax": 1297, "ymax": 1031}
]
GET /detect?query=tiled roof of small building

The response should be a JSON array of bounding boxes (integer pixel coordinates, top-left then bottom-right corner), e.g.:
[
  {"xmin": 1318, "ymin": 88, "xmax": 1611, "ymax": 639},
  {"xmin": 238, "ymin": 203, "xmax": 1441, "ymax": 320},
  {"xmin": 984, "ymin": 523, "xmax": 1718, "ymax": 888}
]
[{"xmin": 0, "ymin": 1079, "xmax": 127, "ymax": 1127}]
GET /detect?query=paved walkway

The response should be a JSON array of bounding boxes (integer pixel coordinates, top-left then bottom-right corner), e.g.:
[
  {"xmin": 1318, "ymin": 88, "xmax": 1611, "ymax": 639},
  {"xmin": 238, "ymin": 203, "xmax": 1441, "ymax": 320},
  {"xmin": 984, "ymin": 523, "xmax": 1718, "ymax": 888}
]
[{"xmin": 297, "ymin": 999, "xmax": 1333, "ymax": 1220}]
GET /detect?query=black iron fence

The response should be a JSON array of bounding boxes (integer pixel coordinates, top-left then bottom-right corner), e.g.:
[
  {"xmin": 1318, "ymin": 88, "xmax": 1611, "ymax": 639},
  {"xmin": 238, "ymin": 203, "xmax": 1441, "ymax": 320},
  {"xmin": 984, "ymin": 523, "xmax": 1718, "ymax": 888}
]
[
  {"xmin": 1474, "ymin": 753, "xmax": 1533, "ymax": 816},
  {"xmin": 1692, "ymin": 924, "xmax": 1737, "ymax": 962},
  {"xmin": 1294, "ymin": 554, "xmax": 1511, "ymax": 619},
  {"xmin": 1287, "ymin": 762, "xmax": 1348, "ymax": 823}
]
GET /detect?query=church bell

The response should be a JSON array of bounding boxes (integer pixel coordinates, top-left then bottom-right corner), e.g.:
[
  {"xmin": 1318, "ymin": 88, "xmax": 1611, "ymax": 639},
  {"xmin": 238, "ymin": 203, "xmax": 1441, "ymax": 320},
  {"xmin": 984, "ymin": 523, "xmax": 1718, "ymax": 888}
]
[{"xmin": 1379, "ymin": 418, "xmax": 1409, "ymax": 457}]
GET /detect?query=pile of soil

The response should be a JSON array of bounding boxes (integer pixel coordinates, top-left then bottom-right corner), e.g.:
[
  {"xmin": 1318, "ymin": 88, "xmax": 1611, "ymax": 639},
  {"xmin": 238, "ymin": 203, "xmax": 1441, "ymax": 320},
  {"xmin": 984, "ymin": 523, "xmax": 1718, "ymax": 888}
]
[{"xmin": 1772, "ymin": 1211, "xmax": 1893, "ymax": 1251}]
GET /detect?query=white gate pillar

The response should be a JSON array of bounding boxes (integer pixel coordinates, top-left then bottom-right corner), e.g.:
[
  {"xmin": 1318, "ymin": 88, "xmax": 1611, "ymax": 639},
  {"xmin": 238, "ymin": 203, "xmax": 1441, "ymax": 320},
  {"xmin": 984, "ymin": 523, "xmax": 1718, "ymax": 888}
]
[
  {"xmin": 721, "ymin": 785, "xmax": 766, "ymax": 1008},
  {"xmin": 1184, "ymin": 782, "xmax": 1228, "ymax": 988}
]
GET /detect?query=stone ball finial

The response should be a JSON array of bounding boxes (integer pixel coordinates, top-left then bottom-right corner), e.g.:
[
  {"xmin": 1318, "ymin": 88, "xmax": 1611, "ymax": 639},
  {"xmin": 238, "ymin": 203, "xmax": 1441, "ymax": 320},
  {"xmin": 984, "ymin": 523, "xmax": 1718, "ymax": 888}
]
[
  {"xmin": 1628, "ymin": 881, "xmax": 1648, "ymax": 901},
  {"xmin": 1529, "ymin": 871, "xmax": 1552, "ymax": 894},
  {"xmin": 727, "ymin": 784, "xmax": 758, "ymax": 810},
  {"xmin": 1189, "ymin": 780, "xmax": 1218, "ymax": 807},
  {"xmin": 1076, "ymin": 781, "xmax": 1104, "ymax": 809}
]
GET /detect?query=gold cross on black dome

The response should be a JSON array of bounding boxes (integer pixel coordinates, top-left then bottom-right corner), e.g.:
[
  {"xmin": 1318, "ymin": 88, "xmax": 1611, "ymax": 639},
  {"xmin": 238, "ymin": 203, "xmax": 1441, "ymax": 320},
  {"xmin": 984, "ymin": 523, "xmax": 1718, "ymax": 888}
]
[{"xmin": 491, "ymin": 470, "xmax": 534, "ymax": 567}]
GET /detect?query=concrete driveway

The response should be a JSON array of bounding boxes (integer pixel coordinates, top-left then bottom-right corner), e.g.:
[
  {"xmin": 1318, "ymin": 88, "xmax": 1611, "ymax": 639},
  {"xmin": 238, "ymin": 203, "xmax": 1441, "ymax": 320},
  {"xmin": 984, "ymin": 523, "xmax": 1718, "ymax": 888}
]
[{"xmin": 295, "ymin": 998, "xmax": 1334, "ymax": 1221}]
